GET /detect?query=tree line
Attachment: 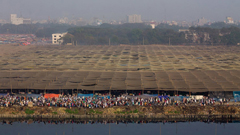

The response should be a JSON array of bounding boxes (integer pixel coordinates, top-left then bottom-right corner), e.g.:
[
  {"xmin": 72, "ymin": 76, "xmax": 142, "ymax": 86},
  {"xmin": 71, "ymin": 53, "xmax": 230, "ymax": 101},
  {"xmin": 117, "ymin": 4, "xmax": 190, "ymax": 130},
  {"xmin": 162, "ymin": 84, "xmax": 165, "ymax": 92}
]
[
  {"xmin": 65, "ymin": 23, "xmax": 186, "ymax": 45},
  {"xmin": 188, "ymin": 26, "xmax": 240, "ymax": 45},
  {"xmin": 65, "ymin": 24, "xmax": 240, "ymax": 45},
  {"xmin": 0, "ymin": 23, "xmax": 73, "ymax": 37},
  {"xmin": 0, "ymin": 22, "xmax": 240, "ymax": 45}
]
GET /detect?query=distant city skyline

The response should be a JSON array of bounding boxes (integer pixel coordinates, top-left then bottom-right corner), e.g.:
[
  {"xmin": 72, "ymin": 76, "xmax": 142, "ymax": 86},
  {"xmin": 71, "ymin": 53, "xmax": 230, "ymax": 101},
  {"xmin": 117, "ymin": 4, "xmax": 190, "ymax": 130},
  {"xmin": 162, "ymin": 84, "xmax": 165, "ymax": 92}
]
[
  {"xmin": 2, "ymin": 13, "xmax": 240, "ymax": 27},
  {"xmin": 0, "ymin": 0, "xmax": 240, "ymax": 22}
]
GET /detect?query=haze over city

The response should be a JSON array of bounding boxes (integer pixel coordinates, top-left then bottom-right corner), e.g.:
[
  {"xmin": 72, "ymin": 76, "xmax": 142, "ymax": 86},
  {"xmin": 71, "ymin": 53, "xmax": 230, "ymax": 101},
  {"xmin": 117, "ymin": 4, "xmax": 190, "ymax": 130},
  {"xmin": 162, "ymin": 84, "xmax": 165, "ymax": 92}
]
[{"xmin": 0, "ymin": 0, "xmax": 240, "ymax": 21}]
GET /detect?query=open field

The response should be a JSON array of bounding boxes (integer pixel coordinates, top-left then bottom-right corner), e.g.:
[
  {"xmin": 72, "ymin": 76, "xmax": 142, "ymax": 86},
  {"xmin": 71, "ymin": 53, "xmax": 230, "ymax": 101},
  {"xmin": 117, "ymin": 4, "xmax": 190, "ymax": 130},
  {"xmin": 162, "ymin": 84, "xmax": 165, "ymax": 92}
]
[{"xmin": 0, "ymin": 44, "xmax": 239, "ymax": 92}]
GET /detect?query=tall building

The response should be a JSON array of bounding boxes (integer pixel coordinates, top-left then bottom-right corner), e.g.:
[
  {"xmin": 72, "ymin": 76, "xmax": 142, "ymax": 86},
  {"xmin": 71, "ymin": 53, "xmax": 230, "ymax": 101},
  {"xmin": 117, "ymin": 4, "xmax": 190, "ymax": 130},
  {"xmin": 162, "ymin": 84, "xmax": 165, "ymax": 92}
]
[
  {"xmin": 11, "ymin": 14, "xmax": 31, "ymax": 25},
  {"xmin": 127, "ymin": 14, "xmax": 142, "ymax": 23},
  {"xmin": 198, "ymin": 17, "xmax": 208, "ymax": 26}
]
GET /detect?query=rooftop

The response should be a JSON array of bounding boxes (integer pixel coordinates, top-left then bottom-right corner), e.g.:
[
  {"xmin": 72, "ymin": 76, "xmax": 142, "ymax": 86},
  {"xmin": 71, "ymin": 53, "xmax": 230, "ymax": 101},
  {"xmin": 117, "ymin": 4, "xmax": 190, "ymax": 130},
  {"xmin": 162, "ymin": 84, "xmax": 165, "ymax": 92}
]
[{"xmin": 0, "ymin": 44, "xmax": 239, "ymax": 91}]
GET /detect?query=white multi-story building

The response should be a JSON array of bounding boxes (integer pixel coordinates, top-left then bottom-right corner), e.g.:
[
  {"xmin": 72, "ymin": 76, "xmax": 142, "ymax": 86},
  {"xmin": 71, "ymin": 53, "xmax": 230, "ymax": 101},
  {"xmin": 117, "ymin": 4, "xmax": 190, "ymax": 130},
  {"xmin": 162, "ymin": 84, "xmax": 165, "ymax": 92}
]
[
  {"xmin": 11, "ymin": 14, "xmax": 31, "ymax": 25},
  {"xmin": 52, "ymin": 32, "xmax": 67, "ymax": 44},
  {"xmin": 226, "ymin": 17, "xmax": 234, "ymax": 24},
  {"xmin": 127, "ymin": 14, "xmax": 142, "ymax": 23},
  {"xmin": 150, "ymin": 22, "xmax": 156, "ymax": 29}
]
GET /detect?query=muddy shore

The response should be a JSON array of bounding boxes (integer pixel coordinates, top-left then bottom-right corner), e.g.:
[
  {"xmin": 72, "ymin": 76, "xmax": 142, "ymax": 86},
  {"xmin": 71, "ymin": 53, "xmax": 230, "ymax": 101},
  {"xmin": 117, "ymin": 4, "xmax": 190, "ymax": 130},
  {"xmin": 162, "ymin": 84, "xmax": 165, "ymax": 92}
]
[{"xmin": 0, "ymin": 106, "xmax": 240, "ymax": 120}]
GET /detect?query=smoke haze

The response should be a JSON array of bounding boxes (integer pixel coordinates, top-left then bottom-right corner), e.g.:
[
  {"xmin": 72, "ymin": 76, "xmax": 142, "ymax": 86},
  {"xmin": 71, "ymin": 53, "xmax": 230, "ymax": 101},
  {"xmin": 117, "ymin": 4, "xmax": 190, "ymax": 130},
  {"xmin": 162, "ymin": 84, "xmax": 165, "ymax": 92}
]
[{"xmin": 0, "ymin": 0, "xmax": 239, "ymax": 21}]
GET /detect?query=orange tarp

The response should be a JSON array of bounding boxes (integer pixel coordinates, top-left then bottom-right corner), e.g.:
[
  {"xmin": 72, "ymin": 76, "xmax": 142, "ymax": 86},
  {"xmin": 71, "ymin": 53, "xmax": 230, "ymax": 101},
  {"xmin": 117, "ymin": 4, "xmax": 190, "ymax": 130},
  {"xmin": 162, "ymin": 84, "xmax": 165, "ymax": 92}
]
[{"xmin": 44, "ymin": 94, "xmax": 59, "ymax": 98}]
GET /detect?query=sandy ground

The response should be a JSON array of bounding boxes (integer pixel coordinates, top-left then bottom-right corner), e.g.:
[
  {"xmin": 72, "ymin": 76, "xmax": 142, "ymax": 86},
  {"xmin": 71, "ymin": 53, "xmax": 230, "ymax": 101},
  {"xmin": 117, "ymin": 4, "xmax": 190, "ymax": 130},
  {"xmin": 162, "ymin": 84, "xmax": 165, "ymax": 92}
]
[{"xmin": 0, "ymin": 44, "xmax": 34, "ymax": 57}]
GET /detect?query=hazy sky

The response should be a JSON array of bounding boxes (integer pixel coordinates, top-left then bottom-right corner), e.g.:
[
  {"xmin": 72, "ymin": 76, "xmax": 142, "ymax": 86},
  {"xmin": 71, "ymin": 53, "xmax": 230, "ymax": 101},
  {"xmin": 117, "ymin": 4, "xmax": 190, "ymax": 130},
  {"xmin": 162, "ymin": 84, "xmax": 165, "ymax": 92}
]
[{"xmin": 0, "ymin": 0, "xmax": 240, "ymax": 22}]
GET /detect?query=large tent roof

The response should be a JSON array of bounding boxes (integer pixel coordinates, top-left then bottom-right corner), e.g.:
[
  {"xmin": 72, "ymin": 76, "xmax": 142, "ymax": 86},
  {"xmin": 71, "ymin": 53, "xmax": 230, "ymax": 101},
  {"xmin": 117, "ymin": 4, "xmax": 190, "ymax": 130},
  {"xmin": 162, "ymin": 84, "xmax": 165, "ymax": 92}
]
[
  {"xmin": 0, "ymin": 45, "xmax": 239, "ymax": 92},
  {"xmin": 0, "ymin": 70, "xmax": 239, "ymax": 92}
]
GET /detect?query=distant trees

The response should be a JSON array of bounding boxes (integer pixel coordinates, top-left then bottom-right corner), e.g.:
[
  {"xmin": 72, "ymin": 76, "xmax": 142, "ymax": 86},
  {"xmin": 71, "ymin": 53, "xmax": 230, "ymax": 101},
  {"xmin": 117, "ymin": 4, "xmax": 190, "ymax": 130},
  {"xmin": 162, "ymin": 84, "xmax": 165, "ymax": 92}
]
[
  {"xmin": 0, "ymin": 23, "xmax": 73, "ymax": 37},
  {"xmin": 66, "ymin": 26, "xmax": 185, "ymax": 45},
  {"xmin": 0, "ymin": 24, "xmax": 38, "ymax": 34},
  {"xmin": 1, "ymin": 23, "xmax": 240, "ymax": 45},
  {"xmin": 62, "ymin": 33, "xmax": 75, "ymax": 44},
  {"xmin": 189, "ymin": 26, "xmax": 240, "ymax": 45},
  {"xmin": 66, "ymin": 25, "xmax": 240, "ymax": 45},
  {"xmin": 203, "ymin": 22, "xmax": 238, "ymax": 29}
]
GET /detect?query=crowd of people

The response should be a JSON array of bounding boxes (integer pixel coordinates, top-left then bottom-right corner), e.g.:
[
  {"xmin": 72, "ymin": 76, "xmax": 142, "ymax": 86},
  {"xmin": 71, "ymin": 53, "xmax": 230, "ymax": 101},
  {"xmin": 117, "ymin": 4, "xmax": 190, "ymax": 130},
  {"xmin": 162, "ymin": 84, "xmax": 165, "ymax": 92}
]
[{"xmin": 0, "ymin": 93, "xmax": 232, "ymax": 108}]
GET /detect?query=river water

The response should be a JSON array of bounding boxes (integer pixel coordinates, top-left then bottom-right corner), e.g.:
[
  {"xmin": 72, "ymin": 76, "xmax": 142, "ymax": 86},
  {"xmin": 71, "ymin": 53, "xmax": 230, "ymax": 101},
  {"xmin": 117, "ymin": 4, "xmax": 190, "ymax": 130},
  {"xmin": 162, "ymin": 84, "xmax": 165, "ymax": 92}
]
[{"xmin": 0, "ymin": 120, "xmax": 239, "ymax": 135}]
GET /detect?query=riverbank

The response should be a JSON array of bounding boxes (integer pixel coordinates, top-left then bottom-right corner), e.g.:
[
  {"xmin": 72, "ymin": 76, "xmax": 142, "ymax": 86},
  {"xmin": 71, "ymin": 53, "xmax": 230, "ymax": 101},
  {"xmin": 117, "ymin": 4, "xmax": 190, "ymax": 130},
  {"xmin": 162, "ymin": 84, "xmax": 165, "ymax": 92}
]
[{"xmin": 0, "ymin": 105, "xmax": 240, "ymax": 119}]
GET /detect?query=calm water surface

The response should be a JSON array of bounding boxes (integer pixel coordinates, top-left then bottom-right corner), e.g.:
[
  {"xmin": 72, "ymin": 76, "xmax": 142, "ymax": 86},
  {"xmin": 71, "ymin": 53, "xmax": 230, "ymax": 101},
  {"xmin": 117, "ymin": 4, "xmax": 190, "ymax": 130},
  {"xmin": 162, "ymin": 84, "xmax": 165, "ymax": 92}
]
[{"xmin": 0, "ymin": 121, "xmax": 239, "ymax": 135}]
